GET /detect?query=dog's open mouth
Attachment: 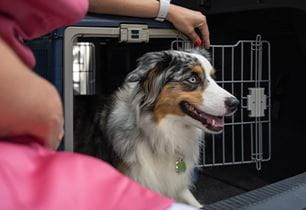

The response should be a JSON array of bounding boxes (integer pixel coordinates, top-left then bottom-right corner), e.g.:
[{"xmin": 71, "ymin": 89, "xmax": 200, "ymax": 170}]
[{"xmin": 180, "ymin": 101, "xmax": 224, "ymax": 132}]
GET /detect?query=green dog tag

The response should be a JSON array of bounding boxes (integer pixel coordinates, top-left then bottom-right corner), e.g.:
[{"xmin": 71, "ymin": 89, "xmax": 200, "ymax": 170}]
[{"xmin": 175, "ymin": 159, "xmax": 186, "ymax": 173}]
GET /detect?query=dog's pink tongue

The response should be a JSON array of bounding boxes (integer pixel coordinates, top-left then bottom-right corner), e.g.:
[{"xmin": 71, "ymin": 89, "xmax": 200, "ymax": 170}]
[{"xmin": 207, "ymin": 117, "xmax": 224, "ymax": 127}]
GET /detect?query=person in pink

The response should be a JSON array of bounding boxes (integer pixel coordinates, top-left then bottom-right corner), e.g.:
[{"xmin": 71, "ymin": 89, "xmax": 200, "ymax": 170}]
[{"xmin": 0, "ymin": 0, "xmax": 208, "ymax": 209}]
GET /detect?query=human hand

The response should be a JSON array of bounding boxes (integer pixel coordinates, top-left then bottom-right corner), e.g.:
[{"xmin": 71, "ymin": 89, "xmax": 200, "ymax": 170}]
[{"xmin": 166, "ymin": 4, "xmax": 210, "ymax": 49}]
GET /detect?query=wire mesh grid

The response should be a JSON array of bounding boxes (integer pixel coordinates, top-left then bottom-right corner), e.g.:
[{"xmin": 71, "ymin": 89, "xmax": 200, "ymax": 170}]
[
  {"xmin": 172, "ymin": 35, "xmax": 271, "ymax": 170},
  {"xmin": 72, "ymin": 42, "xmax": 96, "ymax": 95}
]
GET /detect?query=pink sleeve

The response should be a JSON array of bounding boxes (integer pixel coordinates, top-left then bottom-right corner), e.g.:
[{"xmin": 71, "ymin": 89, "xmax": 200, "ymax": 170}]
[
  {"xmin": 0, "ymin": 136, "xmax": 173, "ymax": 210},
  {"xmin": 0, "ymin": 0, "xmax": 88, "ymax": 68}
]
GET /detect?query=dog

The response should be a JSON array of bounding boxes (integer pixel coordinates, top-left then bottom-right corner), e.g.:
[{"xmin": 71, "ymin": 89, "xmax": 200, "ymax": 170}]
[{"xmin": 82, "ymin": 48, "xmax": 239, "ymax": 208}]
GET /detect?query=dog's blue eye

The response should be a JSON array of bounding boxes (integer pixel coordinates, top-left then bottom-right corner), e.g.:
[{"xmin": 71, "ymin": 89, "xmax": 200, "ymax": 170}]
[{"xmin": 187, "ymin": 76, "xmax": 199, "ymax": 84}]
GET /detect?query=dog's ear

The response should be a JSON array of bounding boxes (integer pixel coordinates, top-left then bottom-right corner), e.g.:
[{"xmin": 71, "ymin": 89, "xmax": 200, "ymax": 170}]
[{"xmin": 126, "ymin": 51, "xmax": 171, "ymax": 82}]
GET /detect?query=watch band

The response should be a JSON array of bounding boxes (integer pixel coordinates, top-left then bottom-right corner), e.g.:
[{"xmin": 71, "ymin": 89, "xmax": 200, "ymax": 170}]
[{"xmin": 155, "ymin": 0, "xmax": 171, "ymax": 22}]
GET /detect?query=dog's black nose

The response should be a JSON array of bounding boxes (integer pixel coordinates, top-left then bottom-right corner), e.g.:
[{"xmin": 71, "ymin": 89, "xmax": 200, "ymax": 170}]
[{"xmin": 225, "ymin": 97, "xmax": 239, "ymax": 112}]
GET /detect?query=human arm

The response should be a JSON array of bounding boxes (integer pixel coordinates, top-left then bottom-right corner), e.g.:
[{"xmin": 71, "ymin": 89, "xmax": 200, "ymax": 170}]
[
  {"xmin": 0, "ymin": 38, "xmax": 64, "ymax": 149},
  {"xmin": 88, "ymin": 0, "xmax": 210, "ymax": 48}
]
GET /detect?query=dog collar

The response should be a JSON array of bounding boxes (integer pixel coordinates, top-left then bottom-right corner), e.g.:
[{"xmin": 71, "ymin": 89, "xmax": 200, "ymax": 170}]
[{"xmin": 175, "ymin": 159, "xmax": 186, "ymax": 173}]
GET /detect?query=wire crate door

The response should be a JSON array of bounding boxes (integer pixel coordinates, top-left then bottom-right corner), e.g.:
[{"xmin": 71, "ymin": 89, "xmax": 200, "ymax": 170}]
[{"xmin": 172, "ymin": 35, "xmax": 271, "ymax": 170}]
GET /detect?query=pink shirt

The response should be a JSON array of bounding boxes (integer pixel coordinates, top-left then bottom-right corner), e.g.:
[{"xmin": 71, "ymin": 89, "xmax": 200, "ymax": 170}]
[
  {"xmin": 0, "ymin": 136, "xmax": 173, "ymax": 210},
  {"xmin": 0, "ymin": 0, "xmax": 88, "ymax": 68}
]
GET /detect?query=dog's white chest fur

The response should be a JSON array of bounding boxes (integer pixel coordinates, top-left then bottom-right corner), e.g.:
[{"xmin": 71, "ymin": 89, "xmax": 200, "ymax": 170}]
[{"xmin": 122, "ymin": 114, "xmax": 203, "ymax": 203}]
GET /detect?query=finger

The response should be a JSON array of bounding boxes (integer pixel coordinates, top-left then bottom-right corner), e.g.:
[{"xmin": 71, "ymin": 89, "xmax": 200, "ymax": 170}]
[
  {"xmin": 188, "ymin": 30, "xmax": 201, "ymax": 46},
  {"xmin": 198, "ymin": 22, "xmax": 210, "ymax": 49}
]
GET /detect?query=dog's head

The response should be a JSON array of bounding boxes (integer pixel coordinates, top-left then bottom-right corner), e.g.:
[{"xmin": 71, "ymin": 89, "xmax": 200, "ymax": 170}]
[{"xmin": 126, "ymin": 49, "xmax": 239, "ymax": 134}]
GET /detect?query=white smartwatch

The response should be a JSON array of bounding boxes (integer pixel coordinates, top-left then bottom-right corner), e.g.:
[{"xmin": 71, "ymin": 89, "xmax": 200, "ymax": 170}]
[{"xmin": 155, "ymin": 0, "xmax": 171, "ymax": 22}]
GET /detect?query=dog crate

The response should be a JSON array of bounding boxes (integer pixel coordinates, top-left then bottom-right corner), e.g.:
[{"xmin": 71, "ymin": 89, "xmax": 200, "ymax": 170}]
[
  {"xmin": 27, "ymin": 13, "xmax": 272, "ymax": 169},
  {"xmin": 69, "ymin": 25, "xmax": 271, "ymax": 170},
  {"xmin": 27, "ymin": 15, "xmax": 271, "ymax": 170}
]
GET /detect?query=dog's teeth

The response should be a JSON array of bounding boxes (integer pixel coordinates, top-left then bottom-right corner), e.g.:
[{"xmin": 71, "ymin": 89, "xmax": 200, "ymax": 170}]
[{"xmin": 212, "ymin": 120, "xmax": 216, "ymax": 126}]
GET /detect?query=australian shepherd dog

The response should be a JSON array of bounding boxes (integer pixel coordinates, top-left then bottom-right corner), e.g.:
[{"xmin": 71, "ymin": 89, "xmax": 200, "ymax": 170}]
[{"xmin": 78, "ymin": 48, "xmax": 239, "ymax": 208}]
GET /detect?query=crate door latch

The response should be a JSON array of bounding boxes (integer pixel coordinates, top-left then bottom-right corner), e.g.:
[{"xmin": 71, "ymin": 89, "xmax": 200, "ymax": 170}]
[
  {"xmin": 247, "ymin": 88, "xmax": 267, "ymax": 117},
  {"xmin": 120, "ymin": 24, "xmax": 149, "ymax": 43}
]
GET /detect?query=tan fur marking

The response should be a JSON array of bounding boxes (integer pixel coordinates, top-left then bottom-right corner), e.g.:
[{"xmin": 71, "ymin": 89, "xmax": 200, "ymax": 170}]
[
  {"xmin": 154, "ymin": 84, "xmax": 204, "ymax": 122},
  {"xmin": 193, "ymin": 64, "xmax": 215, "ymax": 77},
  {"xmin": 192, "ymin": 65, "xmax": 204, "ymax": 76}
]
